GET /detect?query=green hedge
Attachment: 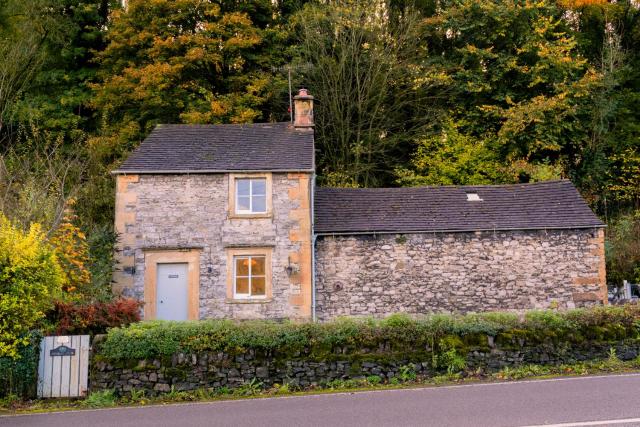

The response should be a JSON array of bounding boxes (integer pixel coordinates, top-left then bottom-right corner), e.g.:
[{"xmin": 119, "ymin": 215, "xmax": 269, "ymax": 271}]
[
  {"xmin": 96, "ymin": 305, "xmax": 640, "ymax": 361},
  {"xmin": 0, "ymin": 331, "xmax": 42, "ymax": 399}
]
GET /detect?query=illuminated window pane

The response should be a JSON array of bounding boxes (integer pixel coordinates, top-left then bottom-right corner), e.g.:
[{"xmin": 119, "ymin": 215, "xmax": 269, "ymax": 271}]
[
  {"xmin": 251, "ymin": 256, "xmax": 265, "ymax": 275},
  {"xmin": 251, "ymin": 277, "xmax": 265, "ymax": 296},
  {"xmin": 236, "ymin": 277, "xmax": 249, "ymax": 294},
  {"xmin": 235, "ymin": 257, "xmax": 249, "ymax": 276}
]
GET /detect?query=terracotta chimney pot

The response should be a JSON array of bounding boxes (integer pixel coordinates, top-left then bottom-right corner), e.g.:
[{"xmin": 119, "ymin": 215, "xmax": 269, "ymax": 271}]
[{"xmin": 293, "ymin": 89, "xmax": 314, "ymax": 128}]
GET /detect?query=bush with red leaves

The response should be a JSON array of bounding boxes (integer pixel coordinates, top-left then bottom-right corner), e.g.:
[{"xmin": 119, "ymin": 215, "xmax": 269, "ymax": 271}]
[{"xmin": 47, "ymin": 298, "xmax": 142, "ymax": 335}]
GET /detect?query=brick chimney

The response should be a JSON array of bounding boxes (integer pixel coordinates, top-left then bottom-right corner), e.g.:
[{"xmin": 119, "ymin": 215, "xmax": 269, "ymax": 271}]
[{"xmin": 293, "ymin": 89, "xmax": 314, "ymax": 128}]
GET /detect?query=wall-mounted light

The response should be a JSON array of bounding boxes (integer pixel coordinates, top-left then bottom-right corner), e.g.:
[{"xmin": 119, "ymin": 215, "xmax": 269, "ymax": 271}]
[{"xmin": 285, "ymin": 259, "xmax": 299, "ymax": 276}]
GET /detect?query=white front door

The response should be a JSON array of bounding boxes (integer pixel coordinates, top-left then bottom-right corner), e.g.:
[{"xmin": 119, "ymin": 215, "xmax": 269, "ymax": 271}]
[{"xmin": 156, "ymin": 263, "xmax": 189, "ymax": 321}]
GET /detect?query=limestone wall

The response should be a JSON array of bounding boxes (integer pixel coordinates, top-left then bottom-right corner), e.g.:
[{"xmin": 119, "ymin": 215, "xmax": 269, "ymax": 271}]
[
  {"xmin": 113, "ymin": 173, "xmax": 312, "ymax": 320},
  {"xmin": 91, "ymin": 338, "xmax": 639, "ymax": 394},
  {"xmin": 315, "ymin": 229, "xmax": 606, "ymax": 320}
]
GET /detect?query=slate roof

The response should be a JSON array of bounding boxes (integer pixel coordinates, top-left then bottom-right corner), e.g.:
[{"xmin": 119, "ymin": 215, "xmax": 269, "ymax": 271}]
[
  {"xmin": 113, "ymin": 122, "xmax": 314, "ymax": 173},
  {"xmin": 314, "ymin": 180, "xmax": 604, "ymax": 234}
]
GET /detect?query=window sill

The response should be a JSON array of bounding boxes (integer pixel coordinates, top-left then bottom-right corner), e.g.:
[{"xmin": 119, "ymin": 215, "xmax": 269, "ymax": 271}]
[
  {"xmin": 225, "ymin": 298, "xmax": 272, "ymax": 304},
  {"xmin": 228, "ymin": 213, "xmax": 272, "ymax": 220}
]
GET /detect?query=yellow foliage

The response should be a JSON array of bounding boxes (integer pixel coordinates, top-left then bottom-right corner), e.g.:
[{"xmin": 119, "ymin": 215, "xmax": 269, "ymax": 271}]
[
  {"xmin": 0, "ymin": 214, "xmax": 63, "ymax": 358},
  {"xmin": 49, "ymin": 199, "xmax": 91, "ymax": 297},
  {"xmin": 557, "ymin": 0, "xmax": 608, "ymax": 9}
]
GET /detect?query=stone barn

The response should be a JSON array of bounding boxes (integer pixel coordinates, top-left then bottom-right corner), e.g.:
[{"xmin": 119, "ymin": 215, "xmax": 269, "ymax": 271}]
[
  {"xmin": 112, "ymin": 89, "xmax": 606, "ymax": 321},
  {"xmin": 313, "ymin": 185, "xmax": 606, "ymax": 320}
]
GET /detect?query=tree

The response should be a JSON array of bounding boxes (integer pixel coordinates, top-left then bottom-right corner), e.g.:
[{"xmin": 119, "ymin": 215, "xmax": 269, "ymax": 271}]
[
  {"xmin": 90, "ymin": 0, "xmax": 290, "ymax": 161},
  {"xmin": 419, "ymin": 0, "xmax": 593, "ymax": 181},
  {"xmin": 294, "ymin": 0, "xmax": 443, "ymax": 187},
  {"xmin": 9, "ymin": 0, "xmax": 112, "ymax": 136},
  {"xmin": 560, "ymin": 0, "xmax": 640, "ymax": 213},
  {"xmin": 0, "ymin": 0, "xmax": 53, "ymax": 137},
  {"xmin": 0, "ymin": 214, "xmax": 63, "ymax": 358},
  {"xmin": 50, "ymin": 200, "xmax": 91, "ymax": 296},
  {"xmin": 606, "ymin": 211, "xmax": 640, "ymax": 285},
  {"xmin": 396, "ymin": 119, "xmax": 504, "ymax": 186},
  {"xmin": 0, "ymin": 124, "xmax": 85, "ymax": 232}
]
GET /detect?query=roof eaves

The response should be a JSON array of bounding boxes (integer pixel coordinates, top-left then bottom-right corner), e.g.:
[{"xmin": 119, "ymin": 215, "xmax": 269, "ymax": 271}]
[
  {"xmin": 314, "ymin": 224, "xmax": 606, "ymax": 236},
  {"xmin": 111, "ymin": 168, "xmax": 315, "ymax": 175}
]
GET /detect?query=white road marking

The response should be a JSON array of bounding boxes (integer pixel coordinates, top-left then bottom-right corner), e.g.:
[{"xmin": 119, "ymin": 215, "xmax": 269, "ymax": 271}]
[{"xmin": 518, "ymin": 417, "xmax": 640, "ymax": 427}]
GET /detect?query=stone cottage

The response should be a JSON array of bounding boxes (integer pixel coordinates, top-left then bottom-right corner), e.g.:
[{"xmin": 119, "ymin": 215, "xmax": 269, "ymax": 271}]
[{"xmin": 112, "ymin": 90, "xmax": 606, "ymax": 322}]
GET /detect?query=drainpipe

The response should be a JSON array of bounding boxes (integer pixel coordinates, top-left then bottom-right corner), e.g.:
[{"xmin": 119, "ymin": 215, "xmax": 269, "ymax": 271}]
[{"xmin": 311, "ymin": 172, "xmax": 317, "ymax": 322}]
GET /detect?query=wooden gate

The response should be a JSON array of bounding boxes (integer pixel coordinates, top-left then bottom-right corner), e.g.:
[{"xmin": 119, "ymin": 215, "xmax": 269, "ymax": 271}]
[{"xmin": 37, "ymin": 335, "xmax": 90, "ymax": 398}]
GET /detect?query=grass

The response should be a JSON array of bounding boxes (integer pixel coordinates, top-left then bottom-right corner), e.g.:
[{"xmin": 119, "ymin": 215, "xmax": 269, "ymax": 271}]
[{"xmin": 3, "ymin": 352, "xmax": 640, "ymax": 415}]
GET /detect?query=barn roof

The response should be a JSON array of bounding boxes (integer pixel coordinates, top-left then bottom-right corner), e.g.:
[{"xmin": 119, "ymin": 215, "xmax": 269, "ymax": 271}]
[
  {"xmin": 314, "ymin": 180, "xmax": 604, "ymax": 234},
  {"xmin": 113, "ymin": 122, "xmax": 314, "ymax": 173}
]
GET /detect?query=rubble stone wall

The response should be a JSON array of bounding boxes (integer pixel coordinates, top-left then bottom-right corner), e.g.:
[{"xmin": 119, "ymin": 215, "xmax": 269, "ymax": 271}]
[{"xmin": 315, "ymin": 229, "xmax": 606, "ymax": 320}]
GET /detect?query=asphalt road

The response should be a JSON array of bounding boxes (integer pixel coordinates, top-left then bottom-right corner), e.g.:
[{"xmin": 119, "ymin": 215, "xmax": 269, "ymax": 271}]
[{"xmin": 4, "ymin": 374, "xmax": 640, "ymax": 427}]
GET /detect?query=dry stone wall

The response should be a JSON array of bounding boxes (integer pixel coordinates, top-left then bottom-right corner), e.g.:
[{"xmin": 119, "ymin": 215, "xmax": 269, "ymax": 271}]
[
  {"xmin": 91, "ymin": 338, "xmax": 640, "ymax": 395},
  {"xmin": 315, "ymin": 229, "xmax": 606, "ymax": 321}
]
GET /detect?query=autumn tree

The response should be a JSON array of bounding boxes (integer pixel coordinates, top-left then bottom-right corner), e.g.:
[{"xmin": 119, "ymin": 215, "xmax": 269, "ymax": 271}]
[
  {"xmin": 50, "ymin": 199, "xmax": 91, "ymax": 296},
  {"xmin": 90, "ymin": 0, "xmax": 293, "ymax": 161}
]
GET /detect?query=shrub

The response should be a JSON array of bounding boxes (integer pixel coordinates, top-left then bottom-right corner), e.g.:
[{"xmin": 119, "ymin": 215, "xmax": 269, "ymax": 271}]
[
  {"xmin": 398, "ymin": 364, "xmax": 417, "ymax": 382},
  {"xmin": 96, "ymin": 304, "xmax": 640, "ymax": 363},
  {"xmin": 0, "ymin": 331, "xmax": 42, "ymax": 398},
  {"xmin": 606, "ymin": 211, "xmax": 640, "ymax": 285},
  {"xmin": 86, "ymin": 225, "xmax": 117, "ymax": 303},
  {"xmin": 84, "ymin": 390, "xmax": 116, "ymax": 408},
  {"xmin": 49, "ymin": 200, "xmax": 91, "ymax": 296},
  {"xmin": 47, "ymin": 298, "xmax": 142, "ymax": 335},
  {"xmin": 366, "ymin": 375, "xmax": 382, "ymax": 385},
  {"xmin": 0, "ymin": 214, "xmax": 63, "ymax": 358}
]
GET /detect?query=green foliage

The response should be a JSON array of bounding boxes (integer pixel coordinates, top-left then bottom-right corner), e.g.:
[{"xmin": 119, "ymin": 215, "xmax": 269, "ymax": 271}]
[
  {"xmin": 366, "ymin": 375, "xmax": 382, "ymax": 385},
  {"xmin": 97, "ymin": 305, "xmax": 640, "ymax": 364},
  {"xmin": 128, "ymin": 388, "xmax": 145, "ymax": 403},
  {"xmin": 0, "ymin": 331, "xmax": 42, "ymax": 398},
  {"xmin": 0, "ymin": 124, "xmax": 86, "ymax": 233},
  {"xmin": 84, "ymin": 389, "xmax": 116, "ymax": 408},
  {"xmin": 0, "ymin": 214, "xmax": 63, "ymax": 358},
  {"xmin": 432, "ymin": 338, "xmax": 467, "ymax": 375},
  {"xmin": 606, "ymin": 211, "xmax": 640, "ymax": 284},
  {"xmin": 8, "ymin": 0, "xmax": 110, "ymax": 134},
  {"xmin": 86, "ymin": 224, "xmax": 118, "ymax": 302},
  {"xmin": 396, "ymin": 120, "xmax": 506, "ymax": 186},
  {"xmin": 235, "ymin": 378, "xmax": 263, "ymax": 396},
  {"xmin": 295, "ymin": 0, "xmax": 438, "ymax": 187},
  {"xmin": 398, "ymin": 364, "xmax": 417, "ymax": 382}
]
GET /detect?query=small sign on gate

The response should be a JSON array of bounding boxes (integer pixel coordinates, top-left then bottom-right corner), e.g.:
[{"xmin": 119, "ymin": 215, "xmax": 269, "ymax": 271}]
[{"xmin": 50, "ymin": 345, "xmax": 76, "ymax": 357}]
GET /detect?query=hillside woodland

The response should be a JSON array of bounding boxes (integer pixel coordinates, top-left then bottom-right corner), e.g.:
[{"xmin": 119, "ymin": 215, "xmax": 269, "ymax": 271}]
[{"xmin": 0, "ymin": 0, "xmax": 638, "ymax": 340}]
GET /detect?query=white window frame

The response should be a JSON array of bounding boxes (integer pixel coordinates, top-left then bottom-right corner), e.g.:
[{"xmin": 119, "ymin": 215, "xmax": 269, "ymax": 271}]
[
  {"xmin": 235, "ymin": 178, "xmax": 267, "ymax": 215},
  {"xmin": 233, "ymin": 255, "xmax": 267, "ymax": 299}
]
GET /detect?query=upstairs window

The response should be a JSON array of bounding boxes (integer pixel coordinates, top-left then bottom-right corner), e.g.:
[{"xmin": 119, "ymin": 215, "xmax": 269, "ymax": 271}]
[
  {"xmin": 235, "ymin": 178, "xmax": 267, "ymax": 214},
  {"xmin": 233, "ymin": 255, "xmax": 266, "ymax": 298}
]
